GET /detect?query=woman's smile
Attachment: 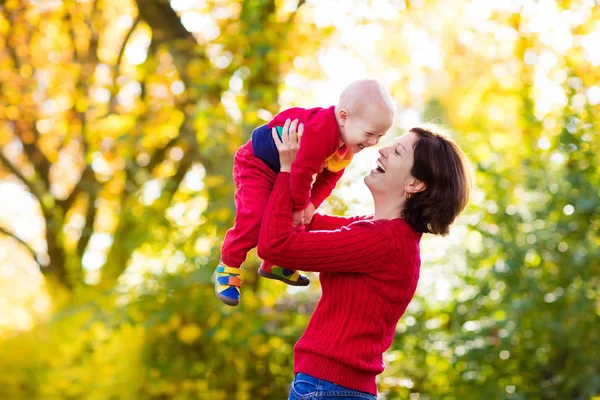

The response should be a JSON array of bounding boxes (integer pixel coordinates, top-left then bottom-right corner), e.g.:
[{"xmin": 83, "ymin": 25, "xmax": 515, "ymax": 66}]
[{"xmin": 374, "ymin": 158, "xmax": 386, "ymax": 173}]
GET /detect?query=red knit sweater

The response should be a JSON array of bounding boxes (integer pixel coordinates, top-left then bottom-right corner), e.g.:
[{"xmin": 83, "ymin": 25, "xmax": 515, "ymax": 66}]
[
  {"xmin": 269, "ymin": 106, "xmax": 347, "ymax": 211},
  {"xmin": 258, "ymin": 173, "xmax": 422, "ymax": 395}
]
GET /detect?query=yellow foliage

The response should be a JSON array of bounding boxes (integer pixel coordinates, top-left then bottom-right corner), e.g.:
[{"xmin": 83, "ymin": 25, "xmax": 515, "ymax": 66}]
[
  {"xmin": 94, "ymin": 114, "xmax": 137, "ymax": 138},
  {"xmin": 177, "ymin": 323, "xmax": 202, "ymax": 344},
  {"xmin": 493, "ymin": 310, "xmax": 506, "ymax": 321},
  {"xmin": 254, "ymin": 343, "xmax": 271, "ymax": 357},
  {"xmin": 268, "ymin": 336, "xmax": 286, "ymax": 350},
  {"xmin": 0, "ymin": 315, "xmax": 145, "ymax": 400},
  {"xmin": 203, "ymin": 175, "xmax": 227, "ymax": 188},
  {"xmin": 168, "ymin": 314, "xmax": 182, "ymax": 330},
  {"xmin": 213, "ymin": 207, "xmax": 232, "ymax": 222},
  {"xmin": 213, "ymin": 328, "xmax": 230, "ymax": 343},
  {"xmin": 1, "ymin": 0, "xmax": 598, "ymax": 398}
]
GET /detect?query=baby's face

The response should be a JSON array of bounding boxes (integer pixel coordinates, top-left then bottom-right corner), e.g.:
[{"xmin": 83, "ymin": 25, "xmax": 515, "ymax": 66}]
[{"xmin": 340, "ymin": 110, "xmax": 393, "ymax": 154}]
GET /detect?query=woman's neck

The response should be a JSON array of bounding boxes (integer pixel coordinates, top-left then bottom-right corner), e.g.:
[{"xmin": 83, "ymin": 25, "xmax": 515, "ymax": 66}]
[{"xmin": 372, "ymin": 197, "xmax": 405, "ymax": 221}]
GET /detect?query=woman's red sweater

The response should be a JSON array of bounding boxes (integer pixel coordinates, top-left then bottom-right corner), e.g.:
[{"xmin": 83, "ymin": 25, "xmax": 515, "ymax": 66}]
[{"xmin": 258, "ymin": 173, "xmax": 422, "ymax": 395}]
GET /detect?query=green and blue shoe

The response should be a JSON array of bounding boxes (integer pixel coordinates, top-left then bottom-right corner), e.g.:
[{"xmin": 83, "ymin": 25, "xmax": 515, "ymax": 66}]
[{"xmin": 257, "ymin": 260, "xmax": 310, "ymax": 286}]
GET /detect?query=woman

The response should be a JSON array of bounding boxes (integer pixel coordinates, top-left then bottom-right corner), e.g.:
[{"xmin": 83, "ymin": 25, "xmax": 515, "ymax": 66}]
[{"xmin": 258, "ymin": 119, "xmax": 472, "ymax": 399}]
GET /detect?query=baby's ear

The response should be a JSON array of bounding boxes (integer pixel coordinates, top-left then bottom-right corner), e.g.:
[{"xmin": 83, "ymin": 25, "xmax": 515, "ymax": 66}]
[{"xmin": 338, "ymin": 108, "xmax": 348, "ymax": 125}]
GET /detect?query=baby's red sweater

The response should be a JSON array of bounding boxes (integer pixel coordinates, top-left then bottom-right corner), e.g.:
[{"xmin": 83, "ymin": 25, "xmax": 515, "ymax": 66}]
[
  {"xmin": 269, "ymin": 106, "xmax": 347, "ymax": 211},
  {"xmin": 258, "ymin": 173, "xmax": 422, "ymax": 395}
]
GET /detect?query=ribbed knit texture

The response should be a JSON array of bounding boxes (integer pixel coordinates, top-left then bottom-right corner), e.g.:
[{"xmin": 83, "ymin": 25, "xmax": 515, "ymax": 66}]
[
  {"xmin": 258, "ymin": 173, "xmax": 422, "ymax": 395},
  {"xmin": 269, "ymin": 106, "xmax": 346, "ymax": 210}
]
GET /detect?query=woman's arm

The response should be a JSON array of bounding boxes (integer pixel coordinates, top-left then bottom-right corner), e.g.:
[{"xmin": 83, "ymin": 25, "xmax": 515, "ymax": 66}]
[
  {"xmin": 258, "ymin": 173, "xmax": 391, "ymax": 273},
  {"xmin": 307, "ymin": 213, "xmax": 372, "ymax": 232}
]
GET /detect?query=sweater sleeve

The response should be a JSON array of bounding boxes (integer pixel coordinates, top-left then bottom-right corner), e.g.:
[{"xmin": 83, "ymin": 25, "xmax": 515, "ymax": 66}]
[
  {"xmin": 269, "ymin": 108, "xmax": 338, "ymax": 211},
  {"xmin": 289, "ymin": 123, "xmax": 337, "ymax": 211},
  {"xmin": 258, "ymin": 173, "xmax": 391, "ymax": 273},
  {"xmin": 309, "ymin": 168, "xmax": 344, "ymax": 209},
  {"xmin": 307, "ymin": 213, "xmax": 373, "ymax": 232}
]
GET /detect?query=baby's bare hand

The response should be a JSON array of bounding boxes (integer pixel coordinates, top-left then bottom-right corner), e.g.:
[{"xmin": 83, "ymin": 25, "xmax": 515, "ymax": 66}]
[{"xmin": 272, "ymin": 118, "xmax": 304, "ymax": 172}]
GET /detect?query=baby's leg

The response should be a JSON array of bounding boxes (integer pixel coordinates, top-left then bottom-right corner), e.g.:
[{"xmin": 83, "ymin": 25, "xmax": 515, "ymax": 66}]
[
  {"xmin": 220, "ymin": 147, "xmax": 276, "ymax": 267},
  {"xmin": 216, "ymin": 143, "xmax": 276, "ymax": 305}
]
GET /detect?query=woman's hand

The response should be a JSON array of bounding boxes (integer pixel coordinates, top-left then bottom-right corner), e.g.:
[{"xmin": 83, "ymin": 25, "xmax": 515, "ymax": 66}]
[
  {"xmin": 301, "ymin": 202, "xmax": 316, "ymax": 225},
  {"xmin": 272, "ymin": 118, "xmax": 303, "ymax": 173},
  {"xmin": 292, "ymin": 209, "xmax": 304, "ymax": 228}
]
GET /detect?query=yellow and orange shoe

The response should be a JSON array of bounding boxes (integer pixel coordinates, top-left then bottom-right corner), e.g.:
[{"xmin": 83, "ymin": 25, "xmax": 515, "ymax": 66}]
[{"xmin": 214, "ymin": 262, "xmax": 242, "ymax": 306}]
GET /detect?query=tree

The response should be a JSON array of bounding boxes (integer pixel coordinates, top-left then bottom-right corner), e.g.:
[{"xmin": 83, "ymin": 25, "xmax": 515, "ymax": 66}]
[
  {"xmin": 377, "ymin": 2, "xmax": 600, "ymax": 398},
  {"xmin": 0, "ymin": 0, "xmax": 318, "ymax": 291}
]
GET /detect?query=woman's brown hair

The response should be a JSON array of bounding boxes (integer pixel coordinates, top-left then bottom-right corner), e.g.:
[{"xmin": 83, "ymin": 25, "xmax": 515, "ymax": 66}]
[{"xmin": 403, "ymin": 125, "xmax": 473, "ymax": 236}]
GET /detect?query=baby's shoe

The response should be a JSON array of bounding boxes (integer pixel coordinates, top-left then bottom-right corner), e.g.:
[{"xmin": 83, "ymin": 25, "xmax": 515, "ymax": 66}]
[
  {"xmin": 214, "ymin": 262, "xmax": 242, "ymax": 306},
  {"xmin": 257, "ymin": 260, "xmax": 310, "ymax": 286}
]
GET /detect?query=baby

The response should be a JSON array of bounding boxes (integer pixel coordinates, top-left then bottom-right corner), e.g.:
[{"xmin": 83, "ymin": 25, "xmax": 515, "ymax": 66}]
[{"xmin": 215, "ymin": 79, "xmax": 395, "ymax": 306}]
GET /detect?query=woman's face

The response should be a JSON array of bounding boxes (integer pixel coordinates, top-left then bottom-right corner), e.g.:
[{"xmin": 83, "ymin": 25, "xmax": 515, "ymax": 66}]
[{"xmin": 364, "ymin": 131, "xmax": 419, "ymax": 196}]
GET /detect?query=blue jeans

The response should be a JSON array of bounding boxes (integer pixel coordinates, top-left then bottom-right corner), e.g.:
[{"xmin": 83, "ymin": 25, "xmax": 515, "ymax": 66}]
[{"xmin": 288, "ymin": 373, "xmax": 378, "ymax": 399}]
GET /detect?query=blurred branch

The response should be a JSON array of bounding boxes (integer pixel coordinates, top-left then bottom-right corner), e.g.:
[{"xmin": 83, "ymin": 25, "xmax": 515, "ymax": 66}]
[
  {"xmin": 146, "ymin": 136, "xmax": 180, "ymax": 173},
  {"xmin": 4, "ymin": 6, "xmax": 26, "ymax": 70},
  {"xmin": 14, "ymin": 123, "xmax": 52, "ymax": 190},
  {"xmin": 114, "ymin": 16, "xmax": 140, "ymax": 77},
  {"xmin": 136, "ymin": 0, "xmax": 207, "ymax": 85},
  {"xmin": 107, "ymin": 16, "xmax": 141, "ymax": 114},
  {"xmin": 0, "ymin": 141, "xmax": 66, "ymax": 285},
  {"xmin": 0, "ymin": 225, "xmax": 42, "ymax": 268},
  {"xmin": 76, "ymin": 189, "xmax": 99, "ymax": 261},
  {"xmin": 65, "ymin": 0, "xmax": 100, "ymax": 150},
  {"xmin": 136, "ymin": 39, "xmax": 156, "ymax": 106},
  {"xmin": 164, "ymin": 117, "xmax": 208, "ymax": 202},
  {"xmin": 5, "ymin": 34, "xmax": 21, "ymax": 70},
  {"xmin": 61, "ymin": 0, "xmax": 103, "ymax": 212},
  {"xmin": 88, "ymin": 0, "xmax": 101, "ymax": 44},
  {"xmin": 64, "ymin": 5, "xmax": 78, "ymax": 60},
  {"xmin": 164, "ymin": 152, "xmax": 194, "ymax": 206},
  {"xmin": 5, "ymin": 8, "xmax": 52, "ymax": 190},
  {"xmin": 45, "ymin": 230, "xmax": 69, "ymax": 285},
  {"xmin": 71, "ymin": 138, "xmax": 100, "ymax": 258},
  {"xmin": 287, "ymin": 0, "xmax": 306, "ymax": 23},
  {"xmin": 63, "ymin": 0, "xmax": 99, "ymax": 64},
  {"xmin": 146, "ymin": 113, "xmax": 214, "ymax": 176},
  {"xmin": 136, "ymin": 0, "xmax": 191, "ymax": 42},
  {"xmin": 0, "ymin": 152, "xmax": 47, "ymax": 209},
  {"xmin": 58, "ymin": 164, "xmax": 95, "ymax": 213}
]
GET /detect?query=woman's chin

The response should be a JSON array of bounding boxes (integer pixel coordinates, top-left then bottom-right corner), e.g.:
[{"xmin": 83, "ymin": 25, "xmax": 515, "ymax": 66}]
[
  {"xmin": 364, "ymin": 171, "xmax": 378, "ymax": 187},
  {"xmin": 365, "ymin": 169, "xmax": 391, "ymax": 193}
]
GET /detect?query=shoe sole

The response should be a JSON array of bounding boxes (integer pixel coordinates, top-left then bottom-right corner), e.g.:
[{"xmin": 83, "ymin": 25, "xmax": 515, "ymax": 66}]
[
  {"xmin": 214, "ymin": 285, "xmax": 239, "ymax": 306},
  {"xmin": 257, "ymin": 268, "xmax": 310, "ymax": 286}
]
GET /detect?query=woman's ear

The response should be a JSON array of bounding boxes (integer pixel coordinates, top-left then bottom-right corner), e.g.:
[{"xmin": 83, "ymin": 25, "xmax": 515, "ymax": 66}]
[{"xmin": 407, "ymin": 179, "xmax": 427, "ymax": 195}]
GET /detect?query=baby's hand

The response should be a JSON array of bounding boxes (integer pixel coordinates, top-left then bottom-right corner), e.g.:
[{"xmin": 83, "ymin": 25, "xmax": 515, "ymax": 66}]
[
  {"xmin": 301, "ymin": 202, "xmax": 316, "ymax": 225},
  {"xmin": 293, "ymin": 209, "xmax": 304, "ymax": 228}
]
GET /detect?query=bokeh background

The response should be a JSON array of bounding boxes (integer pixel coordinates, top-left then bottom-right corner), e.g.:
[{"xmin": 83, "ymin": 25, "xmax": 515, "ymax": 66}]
[{"xmin": 0, "ymin": 0, "xmax": 598, "ymax": 399}]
